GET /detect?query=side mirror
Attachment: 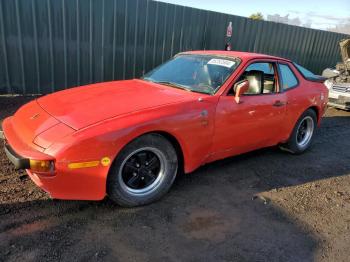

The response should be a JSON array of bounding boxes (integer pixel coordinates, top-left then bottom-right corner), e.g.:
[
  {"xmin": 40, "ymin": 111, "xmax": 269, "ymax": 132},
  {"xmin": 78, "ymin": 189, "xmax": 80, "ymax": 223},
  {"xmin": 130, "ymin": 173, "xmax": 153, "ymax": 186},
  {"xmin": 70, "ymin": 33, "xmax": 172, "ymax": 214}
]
[{"xmin": 233, "ymin": 80, "xmax": 249, "ymax": 103}]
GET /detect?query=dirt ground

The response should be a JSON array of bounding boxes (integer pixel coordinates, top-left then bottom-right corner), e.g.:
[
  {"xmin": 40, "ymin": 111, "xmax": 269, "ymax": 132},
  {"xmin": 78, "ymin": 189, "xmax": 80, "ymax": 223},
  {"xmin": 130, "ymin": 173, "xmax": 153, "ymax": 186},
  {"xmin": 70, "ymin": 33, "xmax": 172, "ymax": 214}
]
[{"xmin": 0, "ymin": 96, "xmax": 350, "ymax": 262}]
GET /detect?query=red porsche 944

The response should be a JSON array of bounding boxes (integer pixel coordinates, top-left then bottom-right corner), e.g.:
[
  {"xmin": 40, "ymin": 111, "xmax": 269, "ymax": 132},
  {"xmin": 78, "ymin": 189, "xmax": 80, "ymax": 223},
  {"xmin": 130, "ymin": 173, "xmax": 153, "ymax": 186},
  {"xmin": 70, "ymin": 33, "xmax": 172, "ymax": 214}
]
[{"xmin": 2, "ymin": 51, "xmax": 328, "ymax": 206}]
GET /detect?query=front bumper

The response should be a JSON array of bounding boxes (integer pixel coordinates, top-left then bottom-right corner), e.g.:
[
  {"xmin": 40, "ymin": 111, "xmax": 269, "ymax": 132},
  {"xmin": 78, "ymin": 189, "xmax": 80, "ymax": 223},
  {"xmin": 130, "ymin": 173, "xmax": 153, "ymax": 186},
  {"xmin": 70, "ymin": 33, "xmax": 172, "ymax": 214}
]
[
  {"xmin": 4, "ymin": 143, "xmax": 30, "ymax": 169},
  {"xmin": 2, "ymin": 117, "xmax": 108, "ymax": 201}
]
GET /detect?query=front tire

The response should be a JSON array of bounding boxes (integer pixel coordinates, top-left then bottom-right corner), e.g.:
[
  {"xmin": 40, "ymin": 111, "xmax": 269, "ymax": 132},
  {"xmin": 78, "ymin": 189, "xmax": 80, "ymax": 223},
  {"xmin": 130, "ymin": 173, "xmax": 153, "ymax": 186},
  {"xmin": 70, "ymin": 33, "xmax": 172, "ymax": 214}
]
[
  {"xmin": 280, "ymin": 109, "xmax": 317, "ymax": 154},
  {"xmin": 107, "ymin": 134, "xmax": 178, "ymax": 207}
]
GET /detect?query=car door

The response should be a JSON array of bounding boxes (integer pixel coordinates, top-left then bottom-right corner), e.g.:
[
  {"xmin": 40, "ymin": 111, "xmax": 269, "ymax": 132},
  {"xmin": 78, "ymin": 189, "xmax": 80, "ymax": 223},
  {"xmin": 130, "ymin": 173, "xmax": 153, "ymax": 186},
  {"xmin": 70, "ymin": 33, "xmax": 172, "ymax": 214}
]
[{"xmin": 209, "ymin": 61, "xmax": 287, "ymax": 161}]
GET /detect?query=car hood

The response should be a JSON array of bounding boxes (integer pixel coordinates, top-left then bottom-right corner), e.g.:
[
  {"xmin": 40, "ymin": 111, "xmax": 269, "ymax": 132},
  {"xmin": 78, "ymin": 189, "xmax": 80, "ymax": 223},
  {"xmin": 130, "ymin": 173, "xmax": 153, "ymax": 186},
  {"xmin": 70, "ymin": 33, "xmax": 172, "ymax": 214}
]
[
  {"xmin": 339, "ymin": 39, "xmax": 350, "ymax": 63},
  {"xmin": 37, "ymin": 79, "xmax": 191, "ymax": 130}
]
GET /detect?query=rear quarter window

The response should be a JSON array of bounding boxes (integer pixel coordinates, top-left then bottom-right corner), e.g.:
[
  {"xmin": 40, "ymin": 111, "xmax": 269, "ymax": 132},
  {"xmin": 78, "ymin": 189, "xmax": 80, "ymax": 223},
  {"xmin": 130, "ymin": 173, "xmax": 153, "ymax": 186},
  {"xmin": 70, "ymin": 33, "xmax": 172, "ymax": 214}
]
[{"xmin": 279, "ymin": 64, "xmax": 298, "ymax": 90}]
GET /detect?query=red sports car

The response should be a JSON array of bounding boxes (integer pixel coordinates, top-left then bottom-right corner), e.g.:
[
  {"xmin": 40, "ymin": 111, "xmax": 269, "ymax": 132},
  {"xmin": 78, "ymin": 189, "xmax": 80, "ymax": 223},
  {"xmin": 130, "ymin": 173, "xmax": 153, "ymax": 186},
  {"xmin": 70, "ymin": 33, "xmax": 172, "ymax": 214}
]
[{"xmin": 2, "ymin": 51, "xmax": 328, "ymax": 206}]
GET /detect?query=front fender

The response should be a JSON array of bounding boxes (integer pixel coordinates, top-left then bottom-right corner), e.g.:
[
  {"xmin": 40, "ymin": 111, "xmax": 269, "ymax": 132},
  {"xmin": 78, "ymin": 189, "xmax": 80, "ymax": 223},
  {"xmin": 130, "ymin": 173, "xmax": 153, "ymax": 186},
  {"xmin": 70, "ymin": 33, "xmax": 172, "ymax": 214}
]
[{"xmin": 47, "ymin": 98, "xmax": 217, "ymax": 180}]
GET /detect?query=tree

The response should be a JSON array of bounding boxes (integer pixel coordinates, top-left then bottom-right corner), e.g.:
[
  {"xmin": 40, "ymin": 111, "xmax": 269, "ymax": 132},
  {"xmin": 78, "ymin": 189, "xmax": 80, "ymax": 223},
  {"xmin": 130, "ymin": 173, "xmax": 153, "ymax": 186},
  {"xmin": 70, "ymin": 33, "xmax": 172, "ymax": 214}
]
[{"xmin": 249, "ymin": 12, "xmax": 264, "ymax": 20}]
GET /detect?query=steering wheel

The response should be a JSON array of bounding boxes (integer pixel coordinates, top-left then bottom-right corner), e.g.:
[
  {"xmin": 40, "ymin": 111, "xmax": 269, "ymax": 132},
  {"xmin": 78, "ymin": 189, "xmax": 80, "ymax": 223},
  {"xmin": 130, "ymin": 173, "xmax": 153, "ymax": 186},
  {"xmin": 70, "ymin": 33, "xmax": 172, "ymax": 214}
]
[{"xmin": 194, "ymin": 65, "xmax": 212, "ymax": 85}]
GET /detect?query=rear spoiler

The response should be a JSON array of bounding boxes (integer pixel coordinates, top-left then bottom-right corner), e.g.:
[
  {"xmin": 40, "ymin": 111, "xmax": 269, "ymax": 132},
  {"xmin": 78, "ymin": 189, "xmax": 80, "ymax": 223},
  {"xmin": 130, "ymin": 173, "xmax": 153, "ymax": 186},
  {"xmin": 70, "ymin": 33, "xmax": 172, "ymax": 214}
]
[{"xmin": 305, "ymin": 75, "xmax": 327, "ymax": 83}]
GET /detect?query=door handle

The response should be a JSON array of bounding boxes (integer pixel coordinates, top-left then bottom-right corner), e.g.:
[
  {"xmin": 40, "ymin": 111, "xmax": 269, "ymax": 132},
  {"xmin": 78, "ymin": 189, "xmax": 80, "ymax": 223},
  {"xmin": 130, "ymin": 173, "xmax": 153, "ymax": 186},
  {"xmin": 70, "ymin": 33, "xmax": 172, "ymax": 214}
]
[{"xmin": 273, "ymin": 100, "xmax": 286, "ymax": 107}]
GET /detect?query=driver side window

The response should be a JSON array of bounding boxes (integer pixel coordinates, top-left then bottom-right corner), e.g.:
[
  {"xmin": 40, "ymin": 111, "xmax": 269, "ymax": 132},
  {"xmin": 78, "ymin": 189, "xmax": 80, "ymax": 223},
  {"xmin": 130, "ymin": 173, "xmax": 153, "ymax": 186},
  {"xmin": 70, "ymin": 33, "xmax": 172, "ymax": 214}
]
[{"xmin": 238, "ymin": 62, "xmax": 277, "ymax": 95}]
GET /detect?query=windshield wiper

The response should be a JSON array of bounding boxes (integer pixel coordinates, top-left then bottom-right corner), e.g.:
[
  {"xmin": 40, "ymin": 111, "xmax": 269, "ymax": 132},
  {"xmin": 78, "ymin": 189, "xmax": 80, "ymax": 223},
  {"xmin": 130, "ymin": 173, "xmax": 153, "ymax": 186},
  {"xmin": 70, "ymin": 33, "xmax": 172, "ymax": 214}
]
[
  {"xmin": 192, "ymin": 90, "xmax": 212, "ymax": 95},
  {"xmin": 144, "ymin": 79, "xmax": 212, "ymax": 95},
  {"xmin": 153, "ymin": 81, "xmax": 192, "ymax": 91}
]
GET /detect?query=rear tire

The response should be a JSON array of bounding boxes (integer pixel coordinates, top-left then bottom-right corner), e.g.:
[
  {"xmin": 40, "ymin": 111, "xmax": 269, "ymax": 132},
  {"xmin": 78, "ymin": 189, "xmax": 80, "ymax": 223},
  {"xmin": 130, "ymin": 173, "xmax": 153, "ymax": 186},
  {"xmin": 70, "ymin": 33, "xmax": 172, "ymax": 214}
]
[
  {"xmin": 107, "ymin": 134, "xmax": 178, "ymax": 207},
  {"xmin": 280, "ymin": 109, "xmax": 317, "ymax": 154}
]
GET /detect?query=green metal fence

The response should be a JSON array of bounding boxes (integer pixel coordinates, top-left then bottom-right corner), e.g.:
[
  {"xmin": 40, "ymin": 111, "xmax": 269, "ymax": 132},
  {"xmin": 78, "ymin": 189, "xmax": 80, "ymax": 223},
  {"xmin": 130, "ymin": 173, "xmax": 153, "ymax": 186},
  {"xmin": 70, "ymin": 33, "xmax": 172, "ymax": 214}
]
[{"xmin": 0, "ymin": 0, "xmax": 348, "ymax": 94}]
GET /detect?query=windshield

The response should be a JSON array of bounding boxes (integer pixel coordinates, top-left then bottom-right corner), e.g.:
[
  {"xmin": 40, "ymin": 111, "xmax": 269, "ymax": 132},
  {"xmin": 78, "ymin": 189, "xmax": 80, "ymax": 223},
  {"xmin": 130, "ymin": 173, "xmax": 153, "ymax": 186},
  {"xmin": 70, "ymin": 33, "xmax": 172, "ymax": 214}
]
[{"xmin": 142, "ymin": 54, "xmax": 240, "ymax": 94}]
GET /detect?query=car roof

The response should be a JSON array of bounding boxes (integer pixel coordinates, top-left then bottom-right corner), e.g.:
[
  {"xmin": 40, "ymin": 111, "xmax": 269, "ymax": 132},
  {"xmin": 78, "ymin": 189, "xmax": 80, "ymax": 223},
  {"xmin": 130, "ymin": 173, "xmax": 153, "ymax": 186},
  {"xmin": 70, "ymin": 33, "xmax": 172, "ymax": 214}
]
[{"xmin": 179, "ymin": 50, "xmax": 291, "ymax": 63}]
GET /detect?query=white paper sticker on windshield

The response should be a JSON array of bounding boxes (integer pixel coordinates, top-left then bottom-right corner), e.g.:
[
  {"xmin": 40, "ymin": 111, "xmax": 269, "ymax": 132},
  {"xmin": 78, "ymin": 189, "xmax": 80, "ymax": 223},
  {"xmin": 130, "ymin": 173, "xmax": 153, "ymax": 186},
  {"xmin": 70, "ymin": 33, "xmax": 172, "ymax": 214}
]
[{"xmin": 207, "ymin": 59, "xmax": 235, "ymax": 68}]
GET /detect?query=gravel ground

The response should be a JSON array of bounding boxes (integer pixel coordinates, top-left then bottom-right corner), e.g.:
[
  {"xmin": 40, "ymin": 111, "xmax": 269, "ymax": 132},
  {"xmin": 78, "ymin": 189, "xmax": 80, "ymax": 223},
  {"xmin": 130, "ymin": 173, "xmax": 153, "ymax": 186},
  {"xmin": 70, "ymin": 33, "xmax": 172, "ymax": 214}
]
[{"xmin": 0, "ymin": 96, "xmax": 350, "ymax": 262}]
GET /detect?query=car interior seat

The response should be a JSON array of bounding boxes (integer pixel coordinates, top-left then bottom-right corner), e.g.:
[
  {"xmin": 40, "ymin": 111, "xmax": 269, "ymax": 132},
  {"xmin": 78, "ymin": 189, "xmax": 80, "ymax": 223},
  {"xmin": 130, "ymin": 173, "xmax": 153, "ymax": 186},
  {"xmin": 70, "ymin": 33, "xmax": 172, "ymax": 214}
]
[
  {"xmin": 245, "ymin": 70, "xmax": 264, "ymax": 94},
  {"xmin": 263, "ymin": 80, "xmax": 275, "ymax": 93}
]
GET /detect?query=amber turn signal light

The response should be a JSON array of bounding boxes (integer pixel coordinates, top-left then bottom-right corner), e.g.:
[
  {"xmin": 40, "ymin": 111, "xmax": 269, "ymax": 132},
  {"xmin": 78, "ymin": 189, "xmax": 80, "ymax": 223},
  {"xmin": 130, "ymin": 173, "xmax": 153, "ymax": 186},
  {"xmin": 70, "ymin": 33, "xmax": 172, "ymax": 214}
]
[{"xmin": 29, "ymin": 159, "xmax": 55, "ymax": 173}]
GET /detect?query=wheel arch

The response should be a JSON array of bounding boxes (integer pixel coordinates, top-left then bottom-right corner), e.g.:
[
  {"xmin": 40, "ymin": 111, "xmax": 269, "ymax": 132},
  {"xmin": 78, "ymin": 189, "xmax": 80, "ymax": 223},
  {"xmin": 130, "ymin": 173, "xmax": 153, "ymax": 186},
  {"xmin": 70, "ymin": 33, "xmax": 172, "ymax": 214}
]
[
  {"xmin": 151, "ymin": 131, "xmax": 185, "ymax": 175},
  {"xmin": 283, "ymin": 105, "xmax": 320, "ymax": 144},
  {"xmin": 108, "ymin": 130, "xmax": 186, "ymax": 178},
  {"xmin": 307, "ymin": 105, "xmax": 320, "ymax": 124}
]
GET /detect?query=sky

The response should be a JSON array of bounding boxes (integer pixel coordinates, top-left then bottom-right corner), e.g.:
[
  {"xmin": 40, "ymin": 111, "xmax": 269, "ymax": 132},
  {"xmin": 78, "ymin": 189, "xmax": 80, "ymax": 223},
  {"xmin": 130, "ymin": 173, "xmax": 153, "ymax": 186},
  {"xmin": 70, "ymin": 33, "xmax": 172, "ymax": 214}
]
[{"xmin": 157, "ymin": 0, "xmax": 350, "ymax": 31}]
